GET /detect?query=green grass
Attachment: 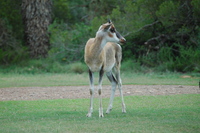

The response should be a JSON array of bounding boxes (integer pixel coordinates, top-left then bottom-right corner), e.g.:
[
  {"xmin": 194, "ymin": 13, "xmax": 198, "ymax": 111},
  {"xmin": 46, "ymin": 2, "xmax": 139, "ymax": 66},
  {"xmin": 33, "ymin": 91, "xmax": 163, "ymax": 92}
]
[
  {"xmin": 0, "ymin": 72, "xmax": 199, "ymax": 88},
  {"xmin": 0, "ymin": 71, "xmax": 199, "ymax": 132},
  {"xmin": 0, "ymin": 94, "xmax": 200, "ymax": 133}
]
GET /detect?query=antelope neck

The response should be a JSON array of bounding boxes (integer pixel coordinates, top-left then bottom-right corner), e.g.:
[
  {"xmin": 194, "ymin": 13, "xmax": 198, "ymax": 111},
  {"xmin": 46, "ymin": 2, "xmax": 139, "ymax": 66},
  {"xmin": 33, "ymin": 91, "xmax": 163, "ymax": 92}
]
[{"xmin": 92, "ymin": 36, "xmax": 107, "ymax": 54}]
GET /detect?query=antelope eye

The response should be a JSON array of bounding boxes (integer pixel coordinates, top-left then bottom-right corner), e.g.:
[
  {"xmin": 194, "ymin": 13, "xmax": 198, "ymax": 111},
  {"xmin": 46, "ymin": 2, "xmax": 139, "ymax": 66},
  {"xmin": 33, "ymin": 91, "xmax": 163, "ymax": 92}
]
[{"xmin": 110, "ymin": 28, "xmax": 115, "ymax": 33}]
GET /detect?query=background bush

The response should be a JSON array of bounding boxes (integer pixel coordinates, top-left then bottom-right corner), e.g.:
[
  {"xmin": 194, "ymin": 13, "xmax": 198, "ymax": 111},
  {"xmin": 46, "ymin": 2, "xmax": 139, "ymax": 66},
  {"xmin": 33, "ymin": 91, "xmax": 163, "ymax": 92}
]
[{"xmin": 0, "ymin": 0, "xmax": 199, "ymax": 73}]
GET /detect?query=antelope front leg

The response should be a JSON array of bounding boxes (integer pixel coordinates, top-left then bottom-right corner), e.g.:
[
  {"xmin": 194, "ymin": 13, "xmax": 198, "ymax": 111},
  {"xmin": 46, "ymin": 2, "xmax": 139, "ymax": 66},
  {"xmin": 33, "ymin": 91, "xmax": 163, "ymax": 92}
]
[
  {"xmin": 98, "ymin": 68, "xmax": 104, "ymax": 117},
  {"xmin": 87, "ymin": 70, "xmax": 94, "ymax": 117}
]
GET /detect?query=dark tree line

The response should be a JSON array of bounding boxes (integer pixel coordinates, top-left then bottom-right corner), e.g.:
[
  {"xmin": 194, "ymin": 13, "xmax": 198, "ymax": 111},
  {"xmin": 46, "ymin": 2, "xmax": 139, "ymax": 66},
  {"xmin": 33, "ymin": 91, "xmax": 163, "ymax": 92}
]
[{"xmin": 0, "ymin": 0, "xmax": 199, "ymax": 72}]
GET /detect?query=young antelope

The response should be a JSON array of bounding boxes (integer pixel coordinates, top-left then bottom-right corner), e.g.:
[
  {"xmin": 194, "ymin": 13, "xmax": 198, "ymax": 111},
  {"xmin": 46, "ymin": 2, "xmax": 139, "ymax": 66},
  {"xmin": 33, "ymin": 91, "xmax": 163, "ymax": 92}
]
[{"xmin": 84, "ymin": 20, "xmax": 126, "ymax": 117}]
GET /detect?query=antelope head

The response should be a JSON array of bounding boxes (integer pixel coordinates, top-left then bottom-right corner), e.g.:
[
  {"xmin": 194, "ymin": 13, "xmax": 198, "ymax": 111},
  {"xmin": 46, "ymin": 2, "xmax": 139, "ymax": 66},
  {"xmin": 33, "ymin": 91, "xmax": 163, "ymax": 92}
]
[{"xmin": 96, "ymin": 20, "xmax": 126, "ymax": 44}]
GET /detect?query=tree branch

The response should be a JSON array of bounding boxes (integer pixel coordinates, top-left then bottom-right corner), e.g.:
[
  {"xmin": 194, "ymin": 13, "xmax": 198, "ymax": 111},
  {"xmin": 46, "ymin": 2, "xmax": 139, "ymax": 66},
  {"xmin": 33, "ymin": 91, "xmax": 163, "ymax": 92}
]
[
  {"xmin": 135, "ymin": 20, "xmax": 160, "ymax": 33},
  {"xmin": 144, "ymin": 34, "xmax": 169, "ymax": 45},
  {"xmin": 124, "ymin": 20, "xmax": 160, "ymax": 37}
]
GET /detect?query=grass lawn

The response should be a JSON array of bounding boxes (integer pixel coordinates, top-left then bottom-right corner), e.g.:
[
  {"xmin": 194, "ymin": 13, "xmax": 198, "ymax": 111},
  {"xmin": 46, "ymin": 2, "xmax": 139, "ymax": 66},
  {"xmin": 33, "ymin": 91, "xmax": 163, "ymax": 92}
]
[
  {"xmin": 0, "ymin": 72, "xmax": 199, "ymax": 88},
  {"xmin": 0, "ymin": 72, "xmax": 199, "ymax": 132},
  {"xmin": 0, "ymin": 94, "xmax": 200, "ymax": 133}
]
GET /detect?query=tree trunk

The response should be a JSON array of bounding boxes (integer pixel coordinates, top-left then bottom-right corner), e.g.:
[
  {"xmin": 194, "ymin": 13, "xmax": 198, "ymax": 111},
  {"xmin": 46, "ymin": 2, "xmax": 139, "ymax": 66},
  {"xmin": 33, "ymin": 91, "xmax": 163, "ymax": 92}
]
[{"xmin": 22, "ymin": 0, "xmax": 52, "ymax": 58}]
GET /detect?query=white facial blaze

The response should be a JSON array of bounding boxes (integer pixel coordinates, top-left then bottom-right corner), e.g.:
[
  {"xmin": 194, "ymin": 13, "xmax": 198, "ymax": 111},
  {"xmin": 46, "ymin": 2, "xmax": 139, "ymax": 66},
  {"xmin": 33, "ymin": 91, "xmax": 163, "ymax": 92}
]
[
  {"xmin": 106, "ymin": 33, "xmax": 119, "ymax": 42},
  {"xmin": 105, "ymin": 27, "xmax": 120, "ymax": 43}
]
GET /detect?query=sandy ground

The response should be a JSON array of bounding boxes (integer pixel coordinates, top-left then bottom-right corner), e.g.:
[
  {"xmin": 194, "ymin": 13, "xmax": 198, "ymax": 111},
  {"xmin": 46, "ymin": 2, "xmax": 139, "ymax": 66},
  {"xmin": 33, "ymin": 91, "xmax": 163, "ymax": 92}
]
[{"xmin": 0, "ymin": 85, "xmax": 199, "ymax": 101}]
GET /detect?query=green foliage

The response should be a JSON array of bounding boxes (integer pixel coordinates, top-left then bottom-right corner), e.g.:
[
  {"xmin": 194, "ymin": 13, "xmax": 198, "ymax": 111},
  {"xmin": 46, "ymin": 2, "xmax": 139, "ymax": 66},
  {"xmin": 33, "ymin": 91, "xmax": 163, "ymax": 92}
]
[
  {"xmin": 0, "ymin": 0, "xmax": 199, "ymax": 72},
  {"xmin": 0, "ymin": 59, "xmax": 62, "ymax": 74},
  {"xmin": 68, "ymin": 62, "xmax": 87, "ymax": 74},
  {"xmin": 49, "ymin": 21, "xmax": 92, "ymax": 63},
  {"xmin": 0, "ymin": 1, "xmax": 26, "ymax": 64},
  {"xmin": 191, "ymin": 0, "xmax": 200, "ymax": 22},
  {"xmin": 0, "ymin": 19, "xmax": 28, "ymax": 64},
  {"xmin": 156, "ymin": 1, "xmax": 179, "ymax": 26},
  {"xmin": 0, "ymin": 0, "xmax": 23, "ymax": 40},
  {"xmin": 52, "ymin": 0, "xmax": 71, "ymax": 22},
  {"xmin": 138, "ymin": 43, "xmax": 200, "ymax": 72},
  {"xmin": 121, "ymin": 60, "xmax": 146, "ymax": 73},
  {"xmin": 173, "ymin": 44, "xmax": 200, "ymax": 72},
  {"xmin": 0, "ymin": 59, "xmax": 89, "ymax": 74}
]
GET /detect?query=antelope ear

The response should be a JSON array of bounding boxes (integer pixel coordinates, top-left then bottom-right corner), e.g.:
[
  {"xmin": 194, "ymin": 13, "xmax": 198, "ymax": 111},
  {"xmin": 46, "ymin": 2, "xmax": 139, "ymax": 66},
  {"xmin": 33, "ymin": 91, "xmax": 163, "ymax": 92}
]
[{"xmin": 104, "ymin": 24, "xmax": 111, "ymax": 31}]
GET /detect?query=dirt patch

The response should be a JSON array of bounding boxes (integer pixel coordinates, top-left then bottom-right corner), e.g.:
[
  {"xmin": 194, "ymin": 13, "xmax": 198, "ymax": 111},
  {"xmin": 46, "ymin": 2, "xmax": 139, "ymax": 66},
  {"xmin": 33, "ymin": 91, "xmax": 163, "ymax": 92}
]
[{"xmin": 0, "ymin": 85, "xmax": 199, "ymax": 101}]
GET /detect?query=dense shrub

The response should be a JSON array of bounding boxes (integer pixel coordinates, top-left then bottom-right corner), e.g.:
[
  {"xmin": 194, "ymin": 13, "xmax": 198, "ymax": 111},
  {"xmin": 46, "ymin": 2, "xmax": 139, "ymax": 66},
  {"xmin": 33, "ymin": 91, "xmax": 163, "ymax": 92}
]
[
  {"xmin": 48, "ymin": 21, "xmax": 92, "ymax": 63},
  {"xmin": 0, "ymin": 19, "xmax": 28, "ymax": 64},
  {"xmin": 0, "ymin": 0, "xmax": 199, "ymax": 73}
]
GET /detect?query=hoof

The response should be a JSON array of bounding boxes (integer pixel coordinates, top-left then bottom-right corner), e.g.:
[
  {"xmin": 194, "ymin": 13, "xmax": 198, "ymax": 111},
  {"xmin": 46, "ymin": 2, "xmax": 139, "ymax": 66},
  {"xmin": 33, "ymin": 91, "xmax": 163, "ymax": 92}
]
[
  {"xmin": 106, "ymin": 105, "xmax": 112, "ymax": 114},
  {"xmin": 99, "ymin": 114, "xmax": 104, "ymax": 117},
  {"xmin": 86, "ymin": 113, "xmax": 92, "ymax": 117},
  {"xmin": 99, "ymin": 108, "xmax": 104, "ymax": 117},
  {"xmin": 106, "ymin": 108, "xmax": 112, "ymax": 114},
  {"xmin": 122, "ymin": 110, "xmax": 126, "ymax": 113},
  {"xmin": 122, "ymin": 103, "xmax": 126, "ymax": 113}
]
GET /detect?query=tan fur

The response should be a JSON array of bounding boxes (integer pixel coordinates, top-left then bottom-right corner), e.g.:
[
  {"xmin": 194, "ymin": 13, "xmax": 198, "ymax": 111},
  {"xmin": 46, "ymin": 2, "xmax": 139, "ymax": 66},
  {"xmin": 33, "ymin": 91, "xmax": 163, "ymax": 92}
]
[
  {"xmin": 108, "ymin": 33, "xmax": 113, "ymax": 38},
  {"xmin": 84, "ymin": 38, "xmax": 121, "ymax": 72}
]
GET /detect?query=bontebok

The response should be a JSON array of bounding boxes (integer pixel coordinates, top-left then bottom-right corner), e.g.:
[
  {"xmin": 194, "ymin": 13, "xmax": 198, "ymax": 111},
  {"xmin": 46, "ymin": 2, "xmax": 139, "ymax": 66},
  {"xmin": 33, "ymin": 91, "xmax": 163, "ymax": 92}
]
[{"xmin": 84, "ymin": 20, "xmax": 126, "ymax": 117}]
